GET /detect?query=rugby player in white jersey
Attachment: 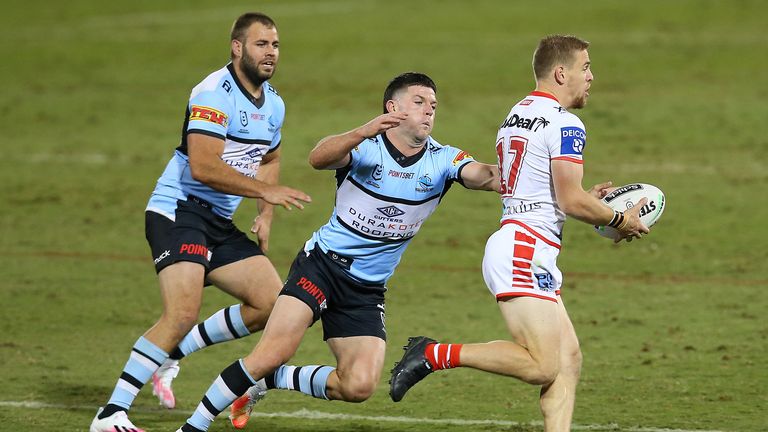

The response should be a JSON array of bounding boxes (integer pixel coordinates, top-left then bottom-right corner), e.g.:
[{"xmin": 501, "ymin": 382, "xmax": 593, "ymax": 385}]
[
  {"xmin": 172, "ymin": 72, "xmax": 500, "ymax": 432},
  {"xmin": 90, "ymin": 13, "xmax": 311, "ymax": 432},
  {"xmin": 389, "ymin": 35, "xmax": 649, "ymax": 432}
]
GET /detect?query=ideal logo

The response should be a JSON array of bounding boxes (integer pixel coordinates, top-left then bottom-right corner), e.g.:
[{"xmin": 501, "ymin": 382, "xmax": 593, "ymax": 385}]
[
  {"xmin": 501, "ymin": 114, "xmax": 550, "ymax": 131},
  {"xmin": 247, "ymin": 148, "xmax": 263, "ymax": 158},
  {"xmin": 560, "ymin": 127, "xmax": 586, "ymax": 155},
  {"xmin": 377, "ymin": 205, "xmax": 406, "ymax": 218}
]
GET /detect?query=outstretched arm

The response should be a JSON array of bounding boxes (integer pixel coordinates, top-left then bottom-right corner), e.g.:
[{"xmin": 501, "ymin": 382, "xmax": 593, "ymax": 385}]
[
  {"xmin": 459, "ymin": 161, "xmax": 501, "ymax": 192},
  {"xmin": 187, "ymin": 133, "xmax": 311, "ymax": 210},
  {"xmin": 309, "ymin": 112, "xmax": 408, "ymax": 170}
]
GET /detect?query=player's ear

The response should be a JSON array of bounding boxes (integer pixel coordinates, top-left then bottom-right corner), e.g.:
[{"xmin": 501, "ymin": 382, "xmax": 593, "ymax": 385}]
[
  {"xmin": 554, "ymin": 66, "xmax": 566, "ymax": 85},
  {"xmin": 231, "ymin": 39, "xmax": 242, "ymax": 58},
  {"xmin": 386, "ymin": 100, "xmax": 397, "ymax": 113}
]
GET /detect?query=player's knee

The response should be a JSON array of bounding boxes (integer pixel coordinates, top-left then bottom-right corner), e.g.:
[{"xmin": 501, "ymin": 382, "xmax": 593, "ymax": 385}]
[
  {"xmin": 562, "ymin": 347, "xmax": 583, "ymax": 378},
  {"xmin": 159, "ymin": 311, "xmax": 198, "ymax": 340},
  {"xmin": 533, "ymin": 364, "xmax": 559, "ymax": 385},
  {"xmin": 337, "ymin": 372, "xmax": 378, "ymax": 402},
  {"xmin": 241, "ymin": 301, "xmax": 275, "ymax": 332}
]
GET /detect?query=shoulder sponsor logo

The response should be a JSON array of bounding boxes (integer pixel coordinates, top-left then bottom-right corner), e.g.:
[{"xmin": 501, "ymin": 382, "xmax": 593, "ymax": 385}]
[
  {"xmin": 452, "ymin": 150, "xmax": 473, "ymax": 165},
  {"xmin": 500, "ymin": 114, "xmax": 549, "ymax": 131},
  {"xmin": 222, "ymin": 80, "xmax": 232, "ymax": 93},
  {"xmin": 560, "ymin": 126, "xmax": 586, "ymax": 155},
  {"xmin": 190, "ymin": 105, "xmax": 229, "ymax": 127},
  {"xmin": 520, "ymin": 99, "xmax": 533, "ymax": 106},
  {"xmin": 377, "ymin": 205, "xmax": 406, "ymax": 218}
]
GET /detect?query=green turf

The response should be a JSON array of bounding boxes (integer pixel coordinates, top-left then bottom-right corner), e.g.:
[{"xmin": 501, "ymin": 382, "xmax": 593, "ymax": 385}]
[{"xmin": 1, "ymin": 0, "xmax": 766, "ymax": 431}]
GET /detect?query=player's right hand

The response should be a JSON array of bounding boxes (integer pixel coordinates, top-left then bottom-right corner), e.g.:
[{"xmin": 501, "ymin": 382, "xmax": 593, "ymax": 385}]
[
  {"xmin": 615, "ymin": 197, "xmax": 650, "ymax": 243},
  {"xmin": 261, "ymin": 184, "xmax": 312, "ymax": 210},
  {"xmin": 357, "ymin": 112, "xmax": 409, "ymax": 138}
]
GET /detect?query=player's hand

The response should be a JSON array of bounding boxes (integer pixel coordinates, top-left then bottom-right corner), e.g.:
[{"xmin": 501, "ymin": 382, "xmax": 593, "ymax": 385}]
[
  {"xmin": 250, "ymin": 213, "xmax": 273, "ymax": 252},
  {"xmin": 357, "ymin": 112, "xmax": 409, "ymax": 138},
  {"xmin": 588, "ymin": 181, "xmax": 616, "ymax": 199},
  {"xmin": 261, "ymin": 184, "xmax": 312, "ymax": 210},
  {"xmin": 615, "ymin": 197, "xmax": 651, "ymax": 243}
]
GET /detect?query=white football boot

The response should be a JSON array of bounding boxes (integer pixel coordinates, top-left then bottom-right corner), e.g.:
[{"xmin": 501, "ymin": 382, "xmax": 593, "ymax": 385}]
[
  {"xmin": 89, "ymin": 407, "xmax": 145, "ymax": 432},
  {"xmin": 151, "ymin": 358, "xmax": 180, "ymax": 408},
  {"xmin": 229, "ymin": 379, "xmax": 268, "ymax": 429}
]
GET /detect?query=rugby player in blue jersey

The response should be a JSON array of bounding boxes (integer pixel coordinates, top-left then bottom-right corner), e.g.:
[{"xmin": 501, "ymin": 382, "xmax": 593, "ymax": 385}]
[
  {"xmin": 90, "ymin": 13, "xmax": 311, "ymax": 432},
  {"xmin": 172, "ymin": 72, "xmax": 500, "ymax": 432}
]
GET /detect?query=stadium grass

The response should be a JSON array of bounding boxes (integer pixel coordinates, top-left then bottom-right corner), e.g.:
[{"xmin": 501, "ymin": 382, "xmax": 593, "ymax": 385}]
[{"xmin": 1, "ymin": 0, "xmax": 766, "ymax": 431}]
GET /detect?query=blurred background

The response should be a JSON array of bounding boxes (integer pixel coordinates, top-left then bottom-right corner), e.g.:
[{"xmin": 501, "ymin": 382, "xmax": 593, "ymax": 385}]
[{"xmin": 0, "ymin": 1, "xmax": 765, "ymax": 430}]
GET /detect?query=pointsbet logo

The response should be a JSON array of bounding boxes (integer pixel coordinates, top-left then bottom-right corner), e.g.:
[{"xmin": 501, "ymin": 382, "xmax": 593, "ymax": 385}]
[{"xmin": 189, "ymin": 105, "xmax": 229, "ymax": 127}]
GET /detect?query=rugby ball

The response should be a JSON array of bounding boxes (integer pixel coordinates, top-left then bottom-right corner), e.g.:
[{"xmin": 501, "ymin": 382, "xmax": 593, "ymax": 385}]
[{"xmin": 594, "ymin": 183, "xmax": 665, "ymax": 240}]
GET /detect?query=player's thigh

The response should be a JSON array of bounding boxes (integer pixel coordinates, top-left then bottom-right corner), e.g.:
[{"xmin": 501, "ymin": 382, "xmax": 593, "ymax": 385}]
[
  {"xmin": 207, "ymin": 255, "xmax": 282, "ymax": 306},
  {"xmin": 498, "ymin": 297, "xmax": 562, "ymax": 363},
  {"xmin": 327, "ymin": 336, "xmax": 386, "ymax": 385},
  {"xmin": 157, "ymin": 261, "xmax": 207, "ymax": 319}
]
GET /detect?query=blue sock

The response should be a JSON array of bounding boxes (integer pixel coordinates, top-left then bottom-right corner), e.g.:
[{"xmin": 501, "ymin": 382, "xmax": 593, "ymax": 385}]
[
  {"xmin": 102, "ymin": 336, "xmax": 168, "ymax": 416},
  {"xmin": 171, "ymin": 304, "xmax": 250, "ymax": 360},
  {"xmin": 266, "ymin": 364, "xmax": 334, "ymax": 400},
  {"xmin": 185, "ymin": 359, "xmax": 256, "ymax": 431}
]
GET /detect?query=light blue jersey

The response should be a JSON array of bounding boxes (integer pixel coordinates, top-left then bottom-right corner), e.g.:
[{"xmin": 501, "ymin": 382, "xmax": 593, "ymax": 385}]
[
  {"xmin": 146, "ymin": 63, "xmax": 284, "ymax": 220},
  {"xmin": 306, "ymin": 133, "xmax": 475, "ymax": 284}
]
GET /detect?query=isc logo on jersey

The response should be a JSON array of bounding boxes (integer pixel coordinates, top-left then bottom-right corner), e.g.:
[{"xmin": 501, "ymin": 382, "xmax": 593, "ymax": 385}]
[
  {"xmin": 560, "ymin": 127, "xmax": 586, "ymax": 155},
  {"xmin": 452, "ymin": 151, "xmax": 472, "ymax": 165},
  {"xmin": 190, "ymin": 105, "xmax": 229, "ymax": 127}
]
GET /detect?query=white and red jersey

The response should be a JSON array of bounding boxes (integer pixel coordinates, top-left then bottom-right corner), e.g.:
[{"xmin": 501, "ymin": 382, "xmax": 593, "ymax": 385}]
[{"xmin": 495, "ymin": 91, "xmax": 586, "ymax": 247}]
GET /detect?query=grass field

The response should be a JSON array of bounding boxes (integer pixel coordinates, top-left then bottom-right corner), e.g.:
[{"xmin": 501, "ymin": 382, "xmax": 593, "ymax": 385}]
[{"xmin": 1, "ymin": 0, "xmax": 767, "ymax": 431}]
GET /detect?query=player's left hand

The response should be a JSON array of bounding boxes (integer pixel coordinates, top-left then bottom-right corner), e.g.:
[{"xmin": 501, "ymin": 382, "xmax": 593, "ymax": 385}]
[
  {"xmin": 251, "ymin": 214, "xmax": 273, "ymax": 252},
  {"xmin": 588, "ymin": 181, "xmax": 616, "ymax": 199}
]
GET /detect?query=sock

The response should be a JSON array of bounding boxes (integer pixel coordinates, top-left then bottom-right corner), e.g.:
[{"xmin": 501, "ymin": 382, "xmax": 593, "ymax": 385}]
[
  {"xmin": 425, "ymin": 343, "xmax": 462, "ymax": 370},
  {"xmin": 185, "ymin": 359, "xmax": 256, "ymax": 431},
  {"xmin": 170, "ymin": 304, "xmax": 251, "ymax": 360},
  {"xmin": 265, "ymin": 364, "xmax": 334, "ymax": 400},
  {"xmin": 100, "ymin": 336, "xmax": 168, "ymax": 418}
]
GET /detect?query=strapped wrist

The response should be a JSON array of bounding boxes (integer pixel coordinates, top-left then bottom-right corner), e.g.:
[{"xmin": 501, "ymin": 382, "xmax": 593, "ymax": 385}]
[{"xmin": 607, "ymin": 210, "xmax": 625, "ymax": 229}]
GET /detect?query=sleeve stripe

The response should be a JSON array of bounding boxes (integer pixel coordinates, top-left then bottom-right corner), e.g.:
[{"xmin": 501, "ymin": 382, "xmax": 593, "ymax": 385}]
[{"xmin": 551, "ymin": 156, "xmax": 583, "ymax": 164}]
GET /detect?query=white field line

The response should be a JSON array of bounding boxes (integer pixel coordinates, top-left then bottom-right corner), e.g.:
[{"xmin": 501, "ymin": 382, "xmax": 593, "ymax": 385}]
[{"xmin": 0, "ymin": 400, "xmax": 726, "ymax": 432}]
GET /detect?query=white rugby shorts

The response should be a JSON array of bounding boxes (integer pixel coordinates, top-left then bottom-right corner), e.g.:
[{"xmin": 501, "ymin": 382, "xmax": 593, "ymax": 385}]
[{"xmin": 482, "ymin": 220, "xmax": 562, "ymax": 303}]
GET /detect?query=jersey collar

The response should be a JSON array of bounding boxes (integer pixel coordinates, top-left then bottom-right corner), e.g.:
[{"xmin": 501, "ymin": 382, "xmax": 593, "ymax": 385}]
[
  {"xmin": 227, "ymin": 63, "xmax": 266, "ymax": 109},
  {"xmin": 529, "ymin": 91, "xmax": 559, "ymax": 103},
  {"xmin": 381, "ymin": 132, "xmax": 427, "ymax": 168}
]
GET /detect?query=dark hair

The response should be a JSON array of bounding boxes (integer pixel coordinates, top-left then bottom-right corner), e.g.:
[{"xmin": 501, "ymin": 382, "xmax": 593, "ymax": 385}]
[
  {"xmin": 532, "ymin": 35, "xmax": 590, "ymax": 80},
  {"xmin": 382, "ymin": 72, "xmax": 437, "ymax": 113},
  {"xmin": 230, "ymin": 12, "xmax": 276, "ymax": 42}
]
